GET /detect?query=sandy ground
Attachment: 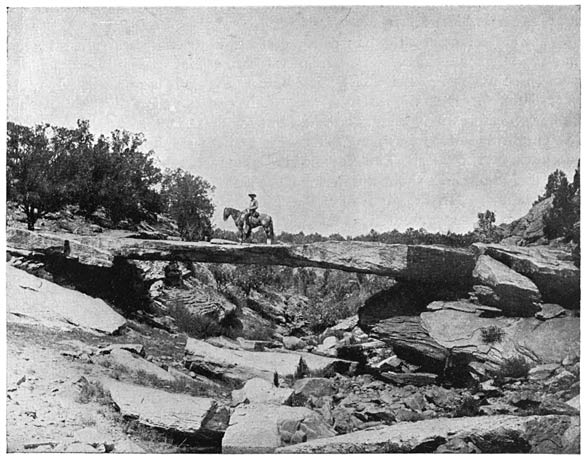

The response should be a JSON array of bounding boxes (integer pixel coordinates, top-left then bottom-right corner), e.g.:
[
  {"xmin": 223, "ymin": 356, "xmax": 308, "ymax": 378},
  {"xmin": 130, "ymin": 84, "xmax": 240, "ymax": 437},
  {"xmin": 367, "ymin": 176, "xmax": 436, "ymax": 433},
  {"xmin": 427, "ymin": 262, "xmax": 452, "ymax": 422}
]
[{"xmin": 6, "ymin": 321, "xmax": 191, "ymax": 453}]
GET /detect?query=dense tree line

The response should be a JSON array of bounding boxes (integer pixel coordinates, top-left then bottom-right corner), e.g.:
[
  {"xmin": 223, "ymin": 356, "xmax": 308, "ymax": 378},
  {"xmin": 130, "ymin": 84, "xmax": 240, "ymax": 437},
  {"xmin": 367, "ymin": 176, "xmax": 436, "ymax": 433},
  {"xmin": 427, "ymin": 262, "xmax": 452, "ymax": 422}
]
[
  {"xmin": 211, "ymin": 227, "xmax": 481, "ymax": 247},
  {"xmin": 7, "ymin": 120, "xmax": 214, "ymax": 239}
]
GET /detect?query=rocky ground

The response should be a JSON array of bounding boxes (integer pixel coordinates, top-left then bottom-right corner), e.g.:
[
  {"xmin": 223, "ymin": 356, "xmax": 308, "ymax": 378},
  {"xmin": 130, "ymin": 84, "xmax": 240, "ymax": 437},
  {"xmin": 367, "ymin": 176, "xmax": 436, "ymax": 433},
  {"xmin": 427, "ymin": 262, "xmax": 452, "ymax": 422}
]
[
  {"xmin": 6, "ymin": 322, "xmax": 208, "ymax": 453},
  {"xmin": 5, "ymin": 203, "xmax": 582, "ymax": 454}
]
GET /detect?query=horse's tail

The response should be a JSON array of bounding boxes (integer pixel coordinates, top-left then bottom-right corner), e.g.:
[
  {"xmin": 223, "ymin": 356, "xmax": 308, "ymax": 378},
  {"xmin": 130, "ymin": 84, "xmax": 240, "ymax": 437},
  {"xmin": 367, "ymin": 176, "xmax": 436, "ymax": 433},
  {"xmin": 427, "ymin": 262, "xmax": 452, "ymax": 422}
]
[{"xmin": 268, "ymin": 217, "xmax": 275, "ymax": 242}]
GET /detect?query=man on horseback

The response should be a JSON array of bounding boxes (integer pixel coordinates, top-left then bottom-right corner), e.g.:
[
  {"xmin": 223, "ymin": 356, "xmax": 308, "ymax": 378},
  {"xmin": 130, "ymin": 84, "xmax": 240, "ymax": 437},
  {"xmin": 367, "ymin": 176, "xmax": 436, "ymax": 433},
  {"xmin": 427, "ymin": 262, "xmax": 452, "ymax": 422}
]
[
  {"xmin": 223, "ymin": 198, "xmax": 274, "ymax": 244},
  {"xmin": 244, "ymin": 193, "xmax": 259, "ymax": 230}
]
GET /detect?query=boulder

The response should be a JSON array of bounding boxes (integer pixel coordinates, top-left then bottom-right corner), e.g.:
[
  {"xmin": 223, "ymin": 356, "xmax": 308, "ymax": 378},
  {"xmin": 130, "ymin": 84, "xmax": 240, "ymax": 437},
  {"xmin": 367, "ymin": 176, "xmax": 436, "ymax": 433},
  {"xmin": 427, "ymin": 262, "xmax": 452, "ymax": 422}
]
[
  {"xmin": 509, "ymin": 316, "xmax": 580, "ymax": 364},
  {"xmin": 337, "ymin": 339, "xmax": 389, "ymax": 370},
  {"xmin": 231, "ymin": 378, "xmax": 294, "ymax": 406},
  {"xmin": 314, "ymin": 336, "xmax": 339, "ymax": 357},
  {"xmin": 528, "ymin": 363, "xmax": 561, "ymax": 381},
  {"xmin": 474, "ymin": 243, "xmax": 579, "ymax": 308},
  {"xmin": 472, "ymin": 255, "xmax": 541, "ymax": 316},
  {"xmin": 372, "ymin": 303, "xmax": 579, "ymax": 376},
  {"xmin": 104, "ymin": 380, "xmax": 220, "ymax": 437},
  {"xmin": 163, "ymin": 282, "xmax": 237, "ymax": 325},
  {"xmin": 292, "ymin": 378, "xmax": 335, "ymax": 405},
  {"xmin": 283, "ymin": 336, "xmax": 304, "ymax": 350},
  {"xmin": 328, "ymin": 314, "xmax": 359, "ymax": 332},
  {"xmin": 222, "ymin": 404, "xmax": 335, "ymax": 453},
  {"xmin": 471, "ymin": 284, "xmax": 501, "ymax": 307},
  {"xmin": 539, "ymin": 397, "xmax": 580, "ymax": 416},
  {"xmin": 370, "ymin": 355, "xmax": 403, "ymax": 372},
  {"xmin": 184, "ymin": 338, "xmax": 356, "ymax": 386},
  {"xmin": 535, "ymin": 303, "xmax": 568, "ymax": 320},
  {"xmin": 421, "ymin": 307, "xmax": 580, "ymax": 371},
  {"xmin": 275, "ymin": 415, "xmax": 575, "ymax": 453},
  {"xmin": 370, "ymin": 316, "xmax": 449, "ymax": 372},
  {"xmin": 236, "ymin": 337, "xmax": 269, "ymax": 351},
  {"xmin": 7, "ymin": 265, "xmax": 126, "ymax": 334},
  {"xmin": 403, "ymin": 393, "xmax": 427, "ymax": 412},
  {"xmin": 505, "ymin": 195, "xmax": 554, "ymax": 242}
]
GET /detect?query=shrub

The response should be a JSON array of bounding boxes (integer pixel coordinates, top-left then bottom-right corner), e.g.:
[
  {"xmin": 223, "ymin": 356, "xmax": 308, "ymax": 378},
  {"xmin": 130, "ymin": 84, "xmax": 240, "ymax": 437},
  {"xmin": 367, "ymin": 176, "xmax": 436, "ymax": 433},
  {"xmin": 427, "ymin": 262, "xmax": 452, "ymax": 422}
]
[
  {"xmin": 134, "ymin": 368, "xmax": 215, "ymax": 398},
  {"xmin": 166, "ymin": 298, "xmax": 240, "ymax": 339},
  {"xmin": 76, "ymin": 379, "xmax": 113, "ymax": 406},
  {"xmin": 480, "ymin": 325, "xmax": 505, "ymax": 344},
  {"xmin": 304, "ymin": 293, "xmax": 362, "ymax": 333},
  {"xmin": 219, "ymin": 285, "xmax": 248, "ymax": 309},
  {"xmin": 207, "ymin": 264, "xmax": 233, "ymax": 288},
  {"xmin": 453, "ymin": 394, "xmax": 480, "ymax": 417},
  {"xmin": 231, "ymin": 265, "xmax": 282, "ymax": 294},
  {"xmin": 239, "ymin": 322, "xmax": 275, "ymax": 341},
  {"xmin": 495, "ymin": 356, "xmax": 532, "ymax": 380},
  {"xmin": 294, "ymin": 357, "xmax": 309, "ymax": 381}
]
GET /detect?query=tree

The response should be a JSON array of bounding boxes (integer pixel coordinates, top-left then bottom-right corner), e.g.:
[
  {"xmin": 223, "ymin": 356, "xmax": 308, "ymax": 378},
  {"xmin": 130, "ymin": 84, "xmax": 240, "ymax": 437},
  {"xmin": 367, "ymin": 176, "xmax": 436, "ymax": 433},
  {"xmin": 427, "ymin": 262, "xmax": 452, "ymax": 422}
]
[
  {"xmin": 476, "ymin": 210, "xmax": 496, "ymax": 242},
  {"xmin": 99, "ymin": 130, "xmax": 163, "ymax": 223},
  {"xmin": 51, "ymin": 119, "xmax": 97, "ymax": 213},
  {"xmin": 535, "ymin": 169, "xmax": 568, "ymax": 204},
  {"xmin": 543, "ymin": 168, "xmax": 579, "ymax": 241},
  {"xmin": 161, "ymin": 168, "xmax": 215, "ymax": 241},
  {"xmin": 7, "ymin": 120, "xmax": 166, "ymax": 228},
  {"xmin": 7, "ymin": 122, "xmax": 71, "ymax": 230},
  {"xmin": 572, "ymin": 160, "xmax": 580, "ymax": 193}
]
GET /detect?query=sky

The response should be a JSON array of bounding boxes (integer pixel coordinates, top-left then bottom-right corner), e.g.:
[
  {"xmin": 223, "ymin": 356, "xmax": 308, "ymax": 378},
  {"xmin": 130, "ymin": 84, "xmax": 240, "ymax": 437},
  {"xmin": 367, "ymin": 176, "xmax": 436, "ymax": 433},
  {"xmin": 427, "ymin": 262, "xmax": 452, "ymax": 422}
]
[{"xmin": 7, "ymin": 6, "xmax": 580, "ymax": 236}]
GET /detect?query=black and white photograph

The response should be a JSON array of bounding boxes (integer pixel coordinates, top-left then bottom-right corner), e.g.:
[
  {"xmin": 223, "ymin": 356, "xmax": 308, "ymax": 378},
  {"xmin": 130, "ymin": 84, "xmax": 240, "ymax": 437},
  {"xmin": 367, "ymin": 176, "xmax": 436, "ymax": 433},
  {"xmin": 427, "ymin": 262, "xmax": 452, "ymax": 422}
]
[{"xmin": 5, "ymin": 4, "xmax": 581, "ymax": 454}]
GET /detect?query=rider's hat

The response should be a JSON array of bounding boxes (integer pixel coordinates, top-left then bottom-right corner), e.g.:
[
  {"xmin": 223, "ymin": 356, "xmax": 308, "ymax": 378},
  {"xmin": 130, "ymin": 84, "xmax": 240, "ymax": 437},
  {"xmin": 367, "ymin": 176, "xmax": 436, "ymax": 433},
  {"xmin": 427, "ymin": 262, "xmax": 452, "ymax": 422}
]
[{"xmin": 248, "ymin": 193, "xmax": 257, "ymax": 197}]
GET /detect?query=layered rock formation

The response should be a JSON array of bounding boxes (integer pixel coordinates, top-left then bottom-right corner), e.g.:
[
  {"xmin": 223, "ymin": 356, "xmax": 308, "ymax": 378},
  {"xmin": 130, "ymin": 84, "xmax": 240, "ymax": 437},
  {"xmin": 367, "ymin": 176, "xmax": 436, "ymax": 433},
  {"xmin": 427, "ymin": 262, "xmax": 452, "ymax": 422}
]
[
  {"xmin": 7, "ymin": 265, "xmax": 126, "ymax": 335},
  {"xmin": 474, "ymin": 243, "xmax": 580, "ymax": 307},
  {"xmin": 7, "ymin": 228, "xmax": 475, "ymax": 285},
  {"xmin": 367, "ymin": 300, "xmax": 579, "ymax": 377},
  {"xmin": 502, "ymin": 195, "xmax": 554, "ymax": 244}
]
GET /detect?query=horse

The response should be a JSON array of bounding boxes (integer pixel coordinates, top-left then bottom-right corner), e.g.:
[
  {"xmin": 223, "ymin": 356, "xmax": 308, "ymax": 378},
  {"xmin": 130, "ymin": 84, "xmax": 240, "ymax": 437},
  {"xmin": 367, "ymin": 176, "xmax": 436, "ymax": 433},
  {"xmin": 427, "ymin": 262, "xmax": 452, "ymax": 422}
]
[{"xmin": 223, "ymin": 207, "xmax": 275, "ymax": 244}]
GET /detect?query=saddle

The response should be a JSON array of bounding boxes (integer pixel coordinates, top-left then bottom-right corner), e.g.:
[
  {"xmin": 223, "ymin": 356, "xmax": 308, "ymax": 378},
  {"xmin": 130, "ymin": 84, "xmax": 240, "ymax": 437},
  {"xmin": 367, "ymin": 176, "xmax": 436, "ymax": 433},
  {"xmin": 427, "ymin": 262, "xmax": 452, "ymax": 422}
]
[{"xmin": 246, "ymin": 212, "xmax": 260, "ymax": 226}]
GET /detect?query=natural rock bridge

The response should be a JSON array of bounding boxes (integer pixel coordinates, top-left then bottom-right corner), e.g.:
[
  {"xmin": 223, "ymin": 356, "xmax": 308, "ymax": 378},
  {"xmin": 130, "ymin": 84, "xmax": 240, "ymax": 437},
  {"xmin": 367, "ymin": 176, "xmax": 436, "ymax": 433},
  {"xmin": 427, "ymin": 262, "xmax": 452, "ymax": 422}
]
[{"xmin": 7, "ymin": 228, "xmax": 476, "ymax": 285}]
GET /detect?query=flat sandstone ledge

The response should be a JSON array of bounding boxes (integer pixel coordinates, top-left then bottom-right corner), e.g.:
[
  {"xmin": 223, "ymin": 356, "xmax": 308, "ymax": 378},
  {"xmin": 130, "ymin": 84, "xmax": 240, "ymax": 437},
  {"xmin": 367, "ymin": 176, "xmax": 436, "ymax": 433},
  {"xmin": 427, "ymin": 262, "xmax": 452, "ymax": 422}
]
[
  {"xmin": 275, "ymin": 414, "xmax": 577, "ymax": 453},
  {"xmin": 7, "ymin": 228, "xmax": 475, "ymax": 284}
]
